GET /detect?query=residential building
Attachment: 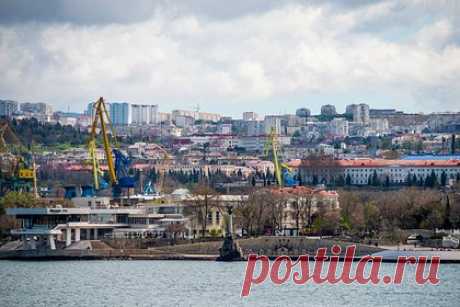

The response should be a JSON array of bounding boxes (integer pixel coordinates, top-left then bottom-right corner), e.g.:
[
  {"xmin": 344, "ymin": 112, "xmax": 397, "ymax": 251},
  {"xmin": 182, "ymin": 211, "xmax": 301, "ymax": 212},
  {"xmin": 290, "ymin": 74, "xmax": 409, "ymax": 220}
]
[
  {"xmin": 264, "ymin": 116, "xmax": 282, "ymax": 135},
  {"xmin": 271, "ymin": 186, "xmax": 340, "ymax": 236},
  {"xmin": 217, "ymin": 123, "xmax": 232, "ymax": 135},
  {"xmin": 300, "ymin": 158, "xmax": 460, "ymax": 186},
  {"xmin": 20, "ymin": 102, "xmax": 53, "ymax": 115},
  {"xmin": 329, "ymin": 118, "xmax": 349, "ymax": 137},
  {"xmin": 243, "ymin": 112, "xmax": 259, "ymax": 121},
  {"xmin": 246, "ymin": 120, "xmax": 264, "ymax": 136},
  {"xmin": 110, "ymin": 102, "xmax": 131, "ymax": 125},
  {"xmin": 369, "ymin": 118, "xmax": 389, "ymax": 135},
  {"xmin": 346, "ymin": 103, "xmax": 370, "ymax": 123},
  {"xmin": 172, "ymin": 110, "xmax": 221, "ymax": 123},
  {"xmin": 131, "ymin": 104, "xmax": 158, "ymax": 125},
  {"xmin": 0, "ymin": 100, "xmax": 19, "ymax": 117}
]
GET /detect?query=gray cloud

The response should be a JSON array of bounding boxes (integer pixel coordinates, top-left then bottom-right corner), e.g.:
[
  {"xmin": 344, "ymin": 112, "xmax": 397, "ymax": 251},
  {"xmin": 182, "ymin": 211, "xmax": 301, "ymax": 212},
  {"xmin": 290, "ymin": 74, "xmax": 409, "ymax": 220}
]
[
  {"xmin": 0, "ymin": 0, "xmax": 459, "ymax": 115},
  {"xmin": 0, "ymin": 0, "xmax": 385, "ymax": 25}
]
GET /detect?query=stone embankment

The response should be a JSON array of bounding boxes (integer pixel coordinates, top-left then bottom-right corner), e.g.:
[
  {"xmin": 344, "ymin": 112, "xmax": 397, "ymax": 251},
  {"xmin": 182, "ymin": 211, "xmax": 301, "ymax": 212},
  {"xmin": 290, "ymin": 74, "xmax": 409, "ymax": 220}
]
[
  {"xmin": 0, "ymin": 237, "xmax": 384, "ymax": 261},
  {"xmin": 2, "ymin": 236, "xmax": 459, "ymax": 262}
]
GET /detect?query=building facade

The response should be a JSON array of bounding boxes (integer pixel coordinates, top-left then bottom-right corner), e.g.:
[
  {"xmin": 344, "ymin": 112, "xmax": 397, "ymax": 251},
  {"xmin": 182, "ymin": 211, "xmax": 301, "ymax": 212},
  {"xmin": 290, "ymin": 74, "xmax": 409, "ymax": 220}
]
[
  {"xmin": 110, "ymin": 102, "xmax": 131, "ymax": 125},
  {"xmin": 300, "ymin": 158, "xmax": 460, "ymax": 186},
  {"xmin": 0, "ymin": 100, "xmax": 19, "ymax": 117},
  {"xmin": 346, "ymin": 103, "xmax": 370, "ymax": 123}
]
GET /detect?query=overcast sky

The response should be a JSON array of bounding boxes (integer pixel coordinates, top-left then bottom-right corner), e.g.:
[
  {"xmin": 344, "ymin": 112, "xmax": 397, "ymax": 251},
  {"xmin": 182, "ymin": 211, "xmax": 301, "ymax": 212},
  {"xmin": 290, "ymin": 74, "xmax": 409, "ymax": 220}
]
[{"xmin": 1, "ymin": 0, "xmax": 459, "ymax": 117}]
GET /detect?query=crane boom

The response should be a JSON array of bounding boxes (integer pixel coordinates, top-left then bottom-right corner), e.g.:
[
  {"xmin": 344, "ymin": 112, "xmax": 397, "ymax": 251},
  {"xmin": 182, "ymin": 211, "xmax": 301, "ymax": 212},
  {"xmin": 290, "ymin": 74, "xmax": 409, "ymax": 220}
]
[
  {"xmin": 89, "ymin": 97, "xmax": 117, "ymax": 189},
  {"xmin": 264, "ymin": 127, "xmax": 282, "ymax": 186}
]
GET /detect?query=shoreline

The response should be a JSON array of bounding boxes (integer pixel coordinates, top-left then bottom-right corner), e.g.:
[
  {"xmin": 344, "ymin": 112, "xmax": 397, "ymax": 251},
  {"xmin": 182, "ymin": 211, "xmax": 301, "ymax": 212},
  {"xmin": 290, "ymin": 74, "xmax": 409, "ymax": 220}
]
[{"xmin": 2, "ymin": 250, "xmax": 460, "ymax": 263}]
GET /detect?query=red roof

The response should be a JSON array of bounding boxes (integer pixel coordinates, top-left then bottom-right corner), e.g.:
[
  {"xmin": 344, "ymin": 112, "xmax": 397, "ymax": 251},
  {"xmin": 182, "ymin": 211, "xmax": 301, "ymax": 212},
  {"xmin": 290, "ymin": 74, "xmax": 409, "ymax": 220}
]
[{"xmin": 300, "ymin": 158, "xmax": 460, "ymax": 168}]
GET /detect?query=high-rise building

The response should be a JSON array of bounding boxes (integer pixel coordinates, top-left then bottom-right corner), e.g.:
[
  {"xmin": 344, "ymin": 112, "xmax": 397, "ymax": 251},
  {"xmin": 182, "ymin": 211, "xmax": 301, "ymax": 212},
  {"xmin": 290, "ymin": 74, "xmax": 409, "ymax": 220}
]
[
  {"xmin": 86, "ymin": 101, "xmax": 111, "ymax": 119},
  {"xmin": 264, "ymin": 116, "xmax": 282, "ymax": 135},
  {"xmin": 346, "ymin": 103, "xmax": 369, "ymax": 123},
  {"xmin": 20, "ymin": 102, "xmax": 53, "ymax": 115},
  {"xmin": 149, "ymin": 105, "xmax": 159, "ymax": 124},
  {"xmin": 172, "ymin": 109, "xmax": 221, "ymax": 123},
  {"xmin": 131, "ymin": 104, "xmax": 157, "ymax": 125},
  {"xmin": 110, "ymin": 102, "xmax": 131, "ymax": 125},
  {"xmin": 320, "ymin": 104, "xmax": 336, "ymax": 116},
  {"xmin": 243, "ymin": 112, "xmax": 258, "ymax": 121},
  {"xmin": 0, "ymin": 100, "xmax": 19, "ymax": 117}
]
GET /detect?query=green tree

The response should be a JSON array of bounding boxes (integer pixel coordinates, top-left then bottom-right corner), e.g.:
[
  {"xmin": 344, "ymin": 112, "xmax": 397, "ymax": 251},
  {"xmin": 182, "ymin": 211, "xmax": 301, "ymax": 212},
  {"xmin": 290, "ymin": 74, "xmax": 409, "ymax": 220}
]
[{"xmin": 441, "ymin": 171, "xmax": 447, "ymax": 186}]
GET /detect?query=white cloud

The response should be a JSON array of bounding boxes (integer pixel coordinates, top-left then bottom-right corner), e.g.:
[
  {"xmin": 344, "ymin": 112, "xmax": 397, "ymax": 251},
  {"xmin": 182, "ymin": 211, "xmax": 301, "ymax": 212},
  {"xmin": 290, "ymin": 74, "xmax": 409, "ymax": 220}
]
[{"xmin": 0, "ymin": 1, "xmax": 459, "ymax": 115}]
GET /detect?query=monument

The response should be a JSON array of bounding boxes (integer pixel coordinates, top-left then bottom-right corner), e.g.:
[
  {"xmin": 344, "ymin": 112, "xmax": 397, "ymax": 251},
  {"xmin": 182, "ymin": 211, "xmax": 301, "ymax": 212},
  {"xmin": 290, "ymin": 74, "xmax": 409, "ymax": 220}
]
[{"xmin": 216, "ymin": 206, "xmax": 243, "ymax": 261}]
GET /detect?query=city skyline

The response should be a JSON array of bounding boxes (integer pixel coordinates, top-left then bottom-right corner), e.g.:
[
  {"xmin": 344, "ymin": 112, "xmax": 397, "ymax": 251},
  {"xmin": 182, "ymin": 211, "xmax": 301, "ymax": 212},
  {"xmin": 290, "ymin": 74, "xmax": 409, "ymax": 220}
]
[{"xmin": 1, "ymin": 1, "xmax": 460, "ymax": 117}]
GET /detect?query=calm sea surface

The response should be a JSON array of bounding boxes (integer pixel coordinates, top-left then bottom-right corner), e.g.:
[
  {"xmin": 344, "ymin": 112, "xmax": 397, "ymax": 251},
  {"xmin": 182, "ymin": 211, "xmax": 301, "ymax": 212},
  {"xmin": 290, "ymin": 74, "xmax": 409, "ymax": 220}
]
[{"xmin": 1, "ymin": 260, "xmax": 460, "ymax": 307}]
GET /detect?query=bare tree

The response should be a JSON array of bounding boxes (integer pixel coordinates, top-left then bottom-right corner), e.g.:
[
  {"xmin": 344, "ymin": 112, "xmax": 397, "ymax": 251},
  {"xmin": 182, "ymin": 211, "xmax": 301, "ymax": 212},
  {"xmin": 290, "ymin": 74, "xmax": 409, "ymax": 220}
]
[{"xmin": 186, "ymin": 183, "xmax": 219, "ymax": 238}]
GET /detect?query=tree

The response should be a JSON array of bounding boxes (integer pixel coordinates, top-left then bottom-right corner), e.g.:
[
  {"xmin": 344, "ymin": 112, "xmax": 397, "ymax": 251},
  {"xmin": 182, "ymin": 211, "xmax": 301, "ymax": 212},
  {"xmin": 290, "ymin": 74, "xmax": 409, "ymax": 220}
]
[
  {"xmin": 406, "ymin": 173, "xmax": 413, "ymax": 186},
  {"xmin": 345, "ymin": 174, "xmax": 352, "ymax": 185},
  {"xmin": 312, "ymin": 175, "xmax": 319, "ymax": 185},
  {"xmin": 371, "ymin": 170, "xmax": 380, "ymax": 186},
  {"xmin": 336, "ymin": 175, "xmax": 345, "ymax": 187},
  {"xmin": 443, "ymin": 194, "xmax": 452, "ymax": 229},
  {"xmin": 441, "ymin": 171, "xmax": 447, "ymax": 186},
  {"xmin": 312, "ymin": 207, "xmax": 340, "ymax": 237},
  {"xmin": 234, "ymin": 188, "xmax": 274, "ymax": 236},
  {"xmin": 0, "ymin": 192, "xmax": 46, "ymax": 209},
  {"xmin": 186, "ymin": 183, "xmax": 219, "ymax": 238},
  {"xmin": 363, "ymin": 202, "xmax": 381, "ymax": 237}
]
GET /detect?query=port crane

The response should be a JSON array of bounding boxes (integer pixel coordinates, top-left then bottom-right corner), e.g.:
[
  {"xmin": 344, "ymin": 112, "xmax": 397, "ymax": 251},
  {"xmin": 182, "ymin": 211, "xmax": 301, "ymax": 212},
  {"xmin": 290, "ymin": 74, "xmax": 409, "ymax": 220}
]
[
  {"xmin": 0, "ymin": 121, "xmax": 38, "ymax": 197},
  {"xmin": 264, "ymin": 127, "xmax": 297, "ymax": 187},
  {"xmin": 88, "ymin": 97, "xmax": 134, "ymax": 197}
]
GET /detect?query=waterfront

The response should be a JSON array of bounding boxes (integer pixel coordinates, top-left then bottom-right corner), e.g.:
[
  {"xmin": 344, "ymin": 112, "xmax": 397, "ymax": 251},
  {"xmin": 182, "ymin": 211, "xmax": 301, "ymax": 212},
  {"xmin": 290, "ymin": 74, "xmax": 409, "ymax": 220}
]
[{"xmin": 1, "ymin": 260, "xmax": 460, "ymax": 306}]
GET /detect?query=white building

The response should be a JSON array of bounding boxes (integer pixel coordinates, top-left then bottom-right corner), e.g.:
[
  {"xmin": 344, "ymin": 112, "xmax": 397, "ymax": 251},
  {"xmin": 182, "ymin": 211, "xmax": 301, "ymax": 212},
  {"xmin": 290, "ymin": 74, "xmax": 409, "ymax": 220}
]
[
  {"xmin": 20, "ymin": 102, "xmax": 53, "ymax": 115},
  {"xmin": 131, "ymin": 104, "xmax": 158, "ymax": 125},
  {"xmin": 300, "ymin": 158, "xmax": 460, "ymax": 186},
  {"xmin": 369, "ymin": 118, "xmax": 389, "ymax": 135},
  {"xmin": 264, "ymin": 116, "xmax": 282, "ymax": 135},
  {"xmin": 346, "ymin": 103, "xmax": 370, "ymax": 123},
  {"xmin": 243, "ymin": 112, "xmax": 259, "ymax": 121},
  {"xmin": 329, "ymin": 118, "xmax": 349, "ymax": 137}
]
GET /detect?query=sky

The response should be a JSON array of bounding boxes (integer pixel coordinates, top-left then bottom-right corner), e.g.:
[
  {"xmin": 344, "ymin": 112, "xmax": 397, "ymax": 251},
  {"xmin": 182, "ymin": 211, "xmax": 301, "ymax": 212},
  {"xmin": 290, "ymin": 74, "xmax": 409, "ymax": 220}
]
[{"xmin": 0, "ymin": 0, "xmax": 459, "ymax": 117}]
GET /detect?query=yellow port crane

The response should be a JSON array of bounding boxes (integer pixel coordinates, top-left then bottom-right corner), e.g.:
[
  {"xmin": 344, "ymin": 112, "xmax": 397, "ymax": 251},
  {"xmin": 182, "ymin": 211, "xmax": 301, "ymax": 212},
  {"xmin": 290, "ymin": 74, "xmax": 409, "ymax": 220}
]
[
  {"xmin": 0, "ymin": 121, "xmax": 38, "ymax": 198},
  {"xmin": 264, "ymin": 127, "xmax": 283, "ymax": 186},
  {"xmin": 88, "ymin": 97, "xmax": 118, "ymax": 190}
]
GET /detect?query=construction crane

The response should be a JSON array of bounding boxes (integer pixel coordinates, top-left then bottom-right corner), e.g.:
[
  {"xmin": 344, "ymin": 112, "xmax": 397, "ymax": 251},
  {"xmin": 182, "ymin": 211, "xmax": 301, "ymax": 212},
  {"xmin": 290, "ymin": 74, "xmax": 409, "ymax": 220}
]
[
  {"xmin": 89, "ymin": 97, "xmax": 117, "ymax": 190},
  {"xmin": 0, "ymin": 121, "xmax": 38, "ymax": 197},
  {"xmin": 264, "ymin": 127, "xmax": 297, "ymax": 187},
  {"xmin": 88, "ymin": 97, "xmax": 135, "ymax": 197},
  {"xmin": 264, "ymin": 127, "xmax": 283, "ymax": 186}
]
